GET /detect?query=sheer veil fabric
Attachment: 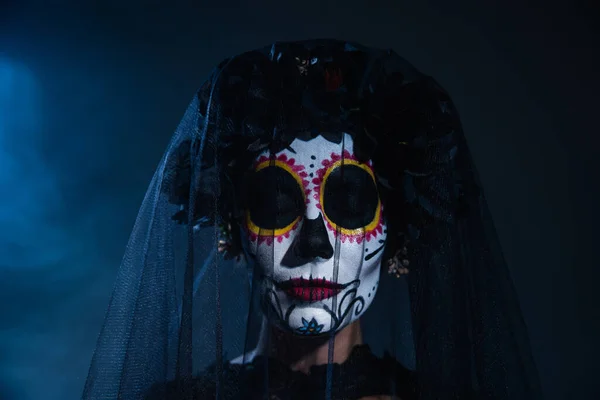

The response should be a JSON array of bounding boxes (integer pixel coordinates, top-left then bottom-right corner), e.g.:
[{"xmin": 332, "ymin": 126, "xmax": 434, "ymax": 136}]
[{"xmin": 82, "ymin": 39, "xmax": 541, "ymax": 400}]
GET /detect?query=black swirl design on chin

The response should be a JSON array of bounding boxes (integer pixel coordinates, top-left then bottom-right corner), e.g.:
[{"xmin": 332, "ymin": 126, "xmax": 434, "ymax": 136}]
[
  {"xmin": 264, "ymin": 281, "xmax": 363, "ymax": 334},
  {"xmin": 266, "ymin": 288, "xmax": 284, "ymax": 320},
  {"xmin": 322, "ymin": 288, "xmax": 365, "ymax": 331},
  {"xmin": 265, "ymin": 288, "xmax": 298, "ymax": 330},
  {"xmin": 266, "ymin": 288, "xmax": 297, "ymax": 321}
]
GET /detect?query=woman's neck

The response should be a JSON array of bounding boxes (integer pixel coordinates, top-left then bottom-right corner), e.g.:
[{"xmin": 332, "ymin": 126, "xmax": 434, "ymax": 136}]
[{"xmin": 255, "ymin": 319, "xmax": 363, "ymax": 374}]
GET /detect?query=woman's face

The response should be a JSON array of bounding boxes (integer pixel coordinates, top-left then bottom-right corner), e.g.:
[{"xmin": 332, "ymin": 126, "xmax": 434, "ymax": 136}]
[{"xmin": 243, "ymin": 133, "xmax": 387, "ymax": 335}]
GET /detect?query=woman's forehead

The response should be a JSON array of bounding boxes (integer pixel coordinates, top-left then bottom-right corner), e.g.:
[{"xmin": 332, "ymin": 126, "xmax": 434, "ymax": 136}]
[{"xmin": 256, "ymin": 133, "xmax": 356, "ymax": 162}]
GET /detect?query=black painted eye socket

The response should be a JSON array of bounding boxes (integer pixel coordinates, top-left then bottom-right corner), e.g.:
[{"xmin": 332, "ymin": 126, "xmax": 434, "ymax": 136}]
[
  {"xmin": 247, "ymin": 166, "xmax": 305, "ymax": 230},
  {"xmin": 322, "ymin": 164, "xmax": 379, "ymax": 230}
]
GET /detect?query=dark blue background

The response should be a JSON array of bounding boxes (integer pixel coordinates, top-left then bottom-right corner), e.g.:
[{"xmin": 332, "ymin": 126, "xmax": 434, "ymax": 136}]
[{"xmin": 0, "ymin": 1, "xmax": 598, "ymax": 399}]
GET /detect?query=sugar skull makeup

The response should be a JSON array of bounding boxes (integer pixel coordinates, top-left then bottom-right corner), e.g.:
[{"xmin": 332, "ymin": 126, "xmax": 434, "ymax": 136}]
[{"xmin": 243, "ymin": 133, "xmax": 387, "ymax": 335}]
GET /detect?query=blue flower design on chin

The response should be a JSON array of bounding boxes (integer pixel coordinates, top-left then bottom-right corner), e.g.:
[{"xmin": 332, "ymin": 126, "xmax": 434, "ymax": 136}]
[{"xmin": 297, "ymin": 317, "xmax": 324, "ymax": 335}]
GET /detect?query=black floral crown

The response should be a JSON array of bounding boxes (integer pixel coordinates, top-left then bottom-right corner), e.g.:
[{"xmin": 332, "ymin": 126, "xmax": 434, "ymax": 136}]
[{"xmin": 161, "ymin": 40, "xmax": 469, "ymax": 259}]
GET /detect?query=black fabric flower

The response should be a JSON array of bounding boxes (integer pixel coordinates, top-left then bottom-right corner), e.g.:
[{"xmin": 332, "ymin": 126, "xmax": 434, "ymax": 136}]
[{"xmin": 164, "ymin": 40, "xmax": 469, "ymax": 237}]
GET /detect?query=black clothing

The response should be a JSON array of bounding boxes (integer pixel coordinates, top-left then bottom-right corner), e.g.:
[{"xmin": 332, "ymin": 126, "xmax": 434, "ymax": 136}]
[{"xmin": 148, "ymin": 345, "xmax": 416, "ymax": 400}]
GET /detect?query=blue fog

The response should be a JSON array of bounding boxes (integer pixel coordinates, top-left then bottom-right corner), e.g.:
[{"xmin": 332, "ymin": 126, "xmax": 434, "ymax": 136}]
[
  {"xmin": 0, "ymin": 57, "xmax": 116, "ymax": 400},
  {"xmin": 0, "ymin": 1, "xmax": 598, "ymax": 399}
]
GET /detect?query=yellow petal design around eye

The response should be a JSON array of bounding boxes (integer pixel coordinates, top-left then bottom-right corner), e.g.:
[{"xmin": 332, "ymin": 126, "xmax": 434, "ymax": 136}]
[
  {"xmin": 318, "ymin": 158, "xmax": 382, "ymax": 239},
  {"xmin": 245, "ymin": 212, "xmax": 301, "ymax": 238},
  {"xmin": 245, "ymin": 157, "xmax": 308, "ymax": 241}
]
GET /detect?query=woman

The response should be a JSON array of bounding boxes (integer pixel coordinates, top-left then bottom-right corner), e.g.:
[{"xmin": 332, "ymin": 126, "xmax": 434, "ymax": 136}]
[{"xmin": 83, "ymin": 40, "xmax": 541, "ymax": 400}]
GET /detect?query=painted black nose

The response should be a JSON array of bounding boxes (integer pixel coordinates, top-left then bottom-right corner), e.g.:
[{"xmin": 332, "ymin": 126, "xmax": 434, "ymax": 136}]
[{"xmin": 280, "ymin": 213, "xmax": 333, "ymax": 267}]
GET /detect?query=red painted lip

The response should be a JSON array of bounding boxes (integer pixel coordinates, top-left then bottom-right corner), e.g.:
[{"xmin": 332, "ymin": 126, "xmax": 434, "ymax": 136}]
[{"xmin": 277, "ymin": 277, "xmax": 344, "ymax": 303}]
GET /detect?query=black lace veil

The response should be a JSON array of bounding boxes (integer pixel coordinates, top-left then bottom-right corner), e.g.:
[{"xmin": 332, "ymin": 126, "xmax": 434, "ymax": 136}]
[{"xmin": 82, "ymin": 39, "xmax": 541, "ymax": 400}]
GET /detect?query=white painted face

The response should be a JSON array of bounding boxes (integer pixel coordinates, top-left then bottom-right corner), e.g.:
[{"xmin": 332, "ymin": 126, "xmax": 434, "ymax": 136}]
[{"xmin": 243, "ymin": 134, "xmax": 387, "ymax": 335}]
